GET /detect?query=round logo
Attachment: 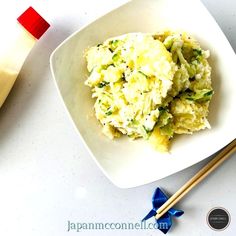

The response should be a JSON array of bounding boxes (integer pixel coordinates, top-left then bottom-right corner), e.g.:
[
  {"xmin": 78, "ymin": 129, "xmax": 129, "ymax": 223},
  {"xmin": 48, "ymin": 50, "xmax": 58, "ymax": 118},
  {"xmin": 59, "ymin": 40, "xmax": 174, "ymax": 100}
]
[{"xmin": 207, "ymin": 207, "xmax": 230, "ymax": 231}]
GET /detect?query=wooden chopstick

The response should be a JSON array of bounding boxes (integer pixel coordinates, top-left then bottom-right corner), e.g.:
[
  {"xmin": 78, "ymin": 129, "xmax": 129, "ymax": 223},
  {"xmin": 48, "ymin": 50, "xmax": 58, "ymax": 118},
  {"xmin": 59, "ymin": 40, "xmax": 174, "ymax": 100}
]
[{"xmin": 155, "ymin": 138, "xmax": 236, "ymax": 220}]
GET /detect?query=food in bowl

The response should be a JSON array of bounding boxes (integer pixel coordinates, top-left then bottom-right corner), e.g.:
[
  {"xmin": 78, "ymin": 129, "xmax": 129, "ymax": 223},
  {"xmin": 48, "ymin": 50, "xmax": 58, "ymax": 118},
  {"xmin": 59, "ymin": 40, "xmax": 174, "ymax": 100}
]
[{"xmin": 85, "ymin": 31, "xmax": 213, "ymax": 152}]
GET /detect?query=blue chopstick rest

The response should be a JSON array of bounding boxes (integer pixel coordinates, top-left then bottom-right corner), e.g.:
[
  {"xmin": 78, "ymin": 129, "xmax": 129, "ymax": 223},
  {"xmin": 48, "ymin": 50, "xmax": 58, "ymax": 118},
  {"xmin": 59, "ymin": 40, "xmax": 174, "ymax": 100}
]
[{"xmin": 142, "ymin": 187, "xmax": 184, "ymax": 234}]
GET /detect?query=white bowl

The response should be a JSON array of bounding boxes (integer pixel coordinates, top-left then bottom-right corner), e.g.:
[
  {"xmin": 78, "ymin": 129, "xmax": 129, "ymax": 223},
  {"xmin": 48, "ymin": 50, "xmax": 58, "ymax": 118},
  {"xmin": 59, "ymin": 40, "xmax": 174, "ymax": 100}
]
[{"xmin": 50, "ymin": 0, "xmax": 236, "ymax": 188}]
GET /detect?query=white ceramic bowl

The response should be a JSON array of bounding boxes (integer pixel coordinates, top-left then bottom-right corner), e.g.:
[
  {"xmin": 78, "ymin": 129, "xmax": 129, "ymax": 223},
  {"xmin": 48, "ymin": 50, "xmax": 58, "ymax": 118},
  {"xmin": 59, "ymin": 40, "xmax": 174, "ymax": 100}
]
[{"xmin": 50, "ymin": 0, "xmax": 236, "ymax": 188}]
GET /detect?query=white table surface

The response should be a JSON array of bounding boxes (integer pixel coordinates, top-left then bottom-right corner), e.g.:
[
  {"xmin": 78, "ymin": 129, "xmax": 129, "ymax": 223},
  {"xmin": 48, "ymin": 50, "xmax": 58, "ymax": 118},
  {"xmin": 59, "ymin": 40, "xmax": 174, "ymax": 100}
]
[{"xmin": 0, "ymin": 0, "xmax": 235, "ymax": 235}]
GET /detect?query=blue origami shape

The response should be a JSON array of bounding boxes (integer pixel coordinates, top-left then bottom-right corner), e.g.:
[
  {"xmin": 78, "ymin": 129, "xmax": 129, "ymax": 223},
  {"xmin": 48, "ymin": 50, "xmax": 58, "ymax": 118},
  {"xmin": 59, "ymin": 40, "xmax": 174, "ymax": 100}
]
[{"xmin": 142, "ymin": 187, "xmax": 184, "ymax": 234}]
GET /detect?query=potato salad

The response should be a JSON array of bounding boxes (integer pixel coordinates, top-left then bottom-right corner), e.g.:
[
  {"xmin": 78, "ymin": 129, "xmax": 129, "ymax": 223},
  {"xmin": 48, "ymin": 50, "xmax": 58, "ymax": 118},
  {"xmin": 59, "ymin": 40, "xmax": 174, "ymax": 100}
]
[{"xmin": 85, "ymin": 31, "xmax": 213, "ymax": 152}]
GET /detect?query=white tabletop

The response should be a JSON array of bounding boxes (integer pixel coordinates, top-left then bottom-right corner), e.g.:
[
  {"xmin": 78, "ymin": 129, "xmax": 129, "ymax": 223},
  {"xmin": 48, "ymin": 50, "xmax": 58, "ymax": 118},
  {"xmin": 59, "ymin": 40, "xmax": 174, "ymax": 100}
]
[{"xmin": 0, "ymin": 1, "xmax": 235, "ymax": 235}]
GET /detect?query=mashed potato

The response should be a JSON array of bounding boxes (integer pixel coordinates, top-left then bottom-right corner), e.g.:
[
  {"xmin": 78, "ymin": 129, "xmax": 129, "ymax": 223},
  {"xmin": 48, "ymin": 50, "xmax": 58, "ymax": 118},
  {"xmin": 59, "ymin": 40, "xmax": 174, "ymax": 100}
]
[{"xmin": 85, "ymin": 31, "xmax": 213, "ymax": 152}]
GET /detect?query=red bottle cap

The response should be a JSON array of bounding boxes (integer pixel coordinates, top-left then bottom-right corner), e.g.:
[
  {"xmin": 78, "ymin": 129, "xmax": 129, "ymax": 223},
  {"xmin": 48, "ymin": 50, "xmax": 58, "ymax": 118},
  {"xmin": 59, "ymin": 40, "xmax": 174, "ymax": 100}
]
[{"xmin": 17, "ymin": 7, "xmax": 50, "ymax": 40}]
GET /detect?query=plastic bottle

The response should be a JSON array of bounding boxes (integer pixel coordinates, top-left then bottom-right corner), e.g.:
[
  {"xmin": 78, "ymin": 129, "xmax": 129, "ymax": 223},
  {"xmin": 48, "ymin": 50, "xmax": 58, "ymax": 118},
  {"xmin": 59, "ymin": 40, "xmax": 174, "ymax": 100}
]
[{"xmin": 0, "ymin": 6, "xmax": 50, "ymax": 108}]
